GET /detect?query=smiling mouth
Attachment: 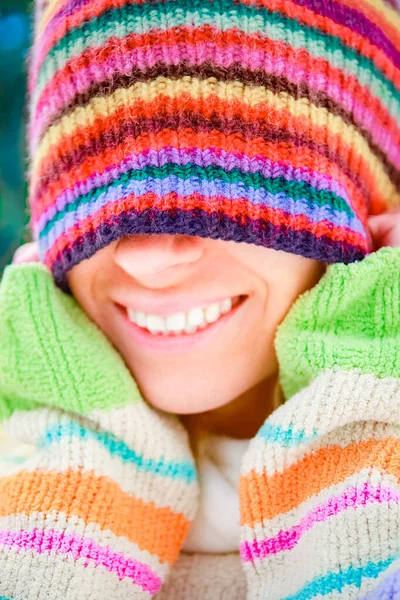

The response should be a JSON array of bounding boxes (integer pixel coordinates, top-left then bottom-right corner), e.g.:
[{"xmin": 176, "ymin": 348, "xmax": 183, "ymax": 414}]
[{"xmin": 124, "ymin": 296, "xmax": 246, "ymax": 337}]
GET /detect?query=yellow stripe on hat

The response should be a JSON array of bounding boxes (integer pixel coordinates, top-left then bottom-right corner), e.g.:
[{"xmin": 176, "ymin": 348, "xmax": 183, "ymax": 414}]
[{"xmin": 33, "ymin": 76, "xmax": 400, "ymax": 205}]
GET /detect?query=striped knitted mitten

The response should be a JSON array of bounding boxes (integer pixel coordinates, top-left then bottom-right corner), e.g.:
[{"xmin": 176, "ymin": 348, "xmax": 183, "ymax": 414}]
[
  {"xmin": 0, "ymin": 263, "xmax": 199, "ymax": 599},
  {"xmin": 239, "ymin": 248, "xmax": 400, "ymax": 600}
]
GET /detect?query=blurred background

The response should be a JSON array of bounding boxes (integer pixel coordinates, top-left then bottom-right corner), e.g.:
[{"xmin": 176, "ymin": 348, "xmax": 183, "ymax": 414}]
[
  {"xmin": 0, "ymin": 0, "xmax": 32, "ymax": 277},
  {"xmin": 0, "ymin": 0, "xmax": 32, "ymax": 455}
]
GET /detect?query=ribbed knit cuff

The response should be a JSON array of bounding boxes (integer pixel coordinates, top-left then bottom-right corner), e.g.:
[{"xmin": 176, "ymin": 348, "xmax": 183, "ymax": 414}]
[
  {"xmin": 276, "ymin": 247, "xmax": 400, "ymax": 400},
  {"xmin": 0, "ymin": 263, "xmax": 141, "ymax": 420}
]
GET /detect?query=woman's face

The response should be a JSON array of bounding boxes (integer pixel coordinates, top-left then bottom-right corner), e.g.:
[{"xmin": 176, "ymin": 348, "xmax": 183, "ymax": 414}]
[{"xmin": 67, "ymin": 235, "xmax": 323, "ymax": 414}]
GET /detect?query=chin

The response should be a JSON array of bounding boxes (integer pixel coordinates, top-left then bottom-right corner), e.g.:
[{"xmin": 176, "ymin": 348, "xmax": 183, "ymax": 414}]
[{"xmin": 134, "ymin": 374, "xmax": 237, "ymax": 415}]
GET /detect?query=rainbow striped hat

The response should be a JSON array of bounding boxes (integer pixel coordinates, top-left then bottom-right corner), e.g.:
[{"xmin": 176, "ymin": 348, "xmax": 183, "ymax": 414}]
[{"xmin": 29, "ymin": 0, "xmax": 400, "ymax": 289}]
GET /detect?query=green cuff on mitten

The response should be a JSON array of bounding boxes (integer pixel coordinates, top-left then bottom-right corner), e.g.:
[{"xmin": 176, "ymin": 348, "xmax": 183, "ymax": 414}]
[
  {"xmin": 276, "ymin": 247, "xmax": 400, "ymax": 400},
  {"xmin": 0, "ymin": 264, "xmax": 142, "ymax": 421}
]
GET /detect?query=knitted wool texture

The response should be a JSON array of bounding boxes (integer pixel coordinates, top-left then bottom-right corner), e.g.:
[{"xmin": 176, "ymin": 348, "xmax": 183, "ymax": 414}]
[
  {"xmin": 1, "ymin": 249, "xmax": 400, "ymax": 599},
  {"xmin": 29, "ymin": 0, "xmax": 400, "ymax": 288}
]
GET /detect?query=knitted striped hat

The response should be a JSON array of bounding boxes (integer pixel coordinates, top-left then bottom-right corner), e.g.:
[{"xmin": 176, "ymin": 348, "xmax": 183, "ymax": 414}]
[{"xmin": 29, "ymin": 0, "xmax": 400, "ymax": 289}]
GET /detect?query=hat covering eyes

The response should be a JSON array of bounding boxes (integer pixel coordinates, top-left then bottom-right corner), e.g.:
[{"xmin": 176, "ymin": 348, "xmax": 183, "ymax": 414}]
[{"xmin": 29, "ymin": 0, "xmax": 400, "ymax": 289}]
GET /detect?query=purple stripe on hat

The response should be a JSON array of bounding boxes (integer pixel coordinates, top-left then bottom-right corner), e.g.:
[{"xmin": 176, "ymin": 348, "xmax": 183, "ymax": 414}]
[
  {"xmin": 291, "ymin": 0, "xmax": 400, "ymax": 69},
  {"xmin": 42, "ymin": 0, "xmax": 400, "ymax": 70},
  {"xmin": 45, "ymin": 0, "xmax": 91, "ymax": 35},
  {"xmin": 31, "ymin": 113, "xmax": 373, "ymax": 204},
  {"xmin": 382, "ymin": 0, "xmax": 400, "ymax": 8},
  {"xmin": 29, "ymin": 0, "xmax": 98, "ymax": 91},
  {"xmin": 31, "ymin": 42, "xmax": 400, "ymax": 169},
  {"xmin": 39, "ymin": 174, "xmax": 364, "ymax": 252},
  {"xmin": 34, "ymin": 148, "xmax": 352, "ymax": 234},
  {"xmin": 49, "ymin": 207, "xmax": 366, "ymax": 292}
]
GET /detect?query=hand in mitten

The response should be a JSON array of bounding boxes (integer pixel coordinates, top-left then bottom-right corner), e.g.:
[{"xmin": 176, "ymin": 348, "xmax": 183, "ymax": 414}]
[
  {"xmin": 0, "ymin": 264, "xmax": 199, "ymax": 599},
  {"xmin": 239, "ymin": 244, "xmax": 400, "ymax": 600}
]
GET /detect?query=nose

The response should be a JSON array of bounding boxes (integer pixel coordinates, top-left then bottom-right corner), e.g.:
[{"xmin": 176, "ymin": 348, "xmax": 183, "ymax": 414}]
[{"xmin": 113, "ymin": 234, "xmax": 205, "ymax": 288}]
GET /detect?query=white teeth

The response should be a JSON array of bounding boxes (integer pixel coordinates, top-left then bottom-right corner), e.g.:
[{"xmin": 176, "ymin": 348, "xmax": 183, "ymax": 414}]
[
  {"xmin": 184, "ymin": 325, "xmax": 198, "ymax": 334},
  {"xmin": 127, "ymin": 308, "xmax": 136, "ymax": 322},
  {"xmin": 166, "ymin": 313, "xmax": 186, "ymax": 333},
  {"xmin": 146, "ymin": 314, "xmax": 166, "ymax": 334},
  {"xmin": 187, "ymin": 307, "xmax": 206, "ymax": 329},
  {"xmin": 220, "ymin": 298, "xmax": 232, "ymax": 314},
  {"xmin": 136, "ymin": 311, "xmax": 147, "ymax": 328},
  {"xmin": 127, "ymin": 297, "xmax": 237, "ymax": 335},
  {"xmin": 204, "ymin": 302, "xmax": 221, "ymax": 324}
]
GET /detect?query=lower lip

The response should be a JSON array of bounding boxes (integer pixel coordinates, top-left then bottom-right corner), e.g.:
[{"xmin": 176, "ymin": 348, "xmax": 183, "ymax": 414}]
[{"xmin": 118, "ymin": 300, "xmax": 246, "ymax": 352}]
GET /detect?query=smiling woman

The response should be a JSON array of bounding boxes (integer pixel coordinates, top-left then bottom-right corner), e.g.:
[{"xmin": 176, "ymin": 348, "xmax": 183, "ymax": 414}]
[
  {"xmin": 67, "ymin": 235, "xmax": 323, "ymax": 419},
  {"xmin": 2, "ymin": 0, "xmax": 400, "ymax": 598}
]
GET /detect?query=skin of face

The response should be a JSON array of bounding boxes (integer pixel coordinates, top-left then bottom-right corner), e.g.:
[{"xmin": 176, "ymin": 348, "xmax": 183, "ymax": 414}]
[{"xmin": 67, "ymin": 235, "xmax": 324, "ymax": 434}]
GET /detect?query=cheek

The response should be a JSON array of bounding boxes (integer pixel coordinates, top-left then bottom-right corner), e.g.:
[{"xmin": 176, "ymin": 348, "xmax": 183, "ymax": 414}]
[
  {"xmin": 67, "ymin": 271, "xmax": 106, "ymax": 338},
  {"xmin": 266, "ymin": 284, "xmax": 297, "ymax": 325},
  {"xmin": 264, "ymin": 263, "xmax": 323, "ymax": 324},
  {"xmin": 67, "ymin": 244, "xmax": 118, "ymax": 314}
]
